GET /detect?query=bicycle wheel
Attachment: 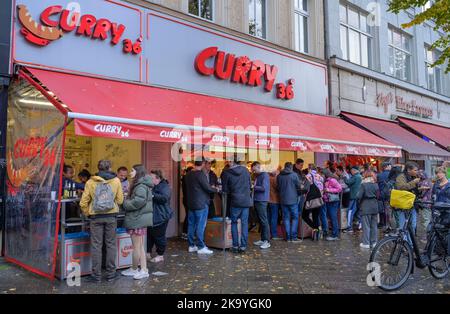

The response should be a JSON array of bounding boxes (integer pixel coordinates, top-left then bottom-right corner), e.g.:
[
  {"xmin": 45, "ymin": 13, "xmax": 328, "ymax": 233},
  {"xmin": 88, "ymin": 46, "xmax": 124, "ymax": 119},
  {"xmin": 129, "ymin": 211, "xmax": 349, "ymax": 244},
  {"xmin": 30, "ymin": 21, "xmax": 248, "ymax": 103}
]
[
  {"xmin": 428, "ymin": 236, "xmax": 449, "ymax": 279},
  {"xmin": 369, "ymin": 236, "xmax": 414, "ymax": 291}
]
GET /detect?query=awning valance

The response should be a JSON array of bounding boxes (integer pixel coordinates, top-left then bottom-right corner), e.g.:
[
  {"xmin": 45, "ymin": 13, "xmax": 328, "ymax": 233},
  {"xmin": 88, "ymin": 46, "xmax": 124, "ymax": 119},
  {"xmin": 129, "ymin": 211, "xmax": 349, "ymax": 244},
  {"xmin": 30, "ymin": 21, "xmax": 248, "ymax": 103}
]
[{"xmin": 22, "ymin": 67, "xmax": 402, "ymax": 157}]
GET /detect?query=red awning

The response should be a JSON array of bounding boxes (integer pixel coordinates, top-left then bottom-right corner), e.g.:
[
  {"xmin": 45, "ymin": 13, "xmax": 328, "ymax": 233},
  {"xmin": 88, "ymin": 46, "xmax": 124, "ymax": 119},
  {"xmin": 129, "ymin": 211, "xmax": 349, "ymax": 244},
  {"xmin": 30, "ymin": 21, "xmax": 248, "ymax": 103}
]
[
  {"xmin": 398, "ymin": 118, "xmax": 450, "ymax": 150},
  {"xmin": 342, "ymin": 113, "xmax": 450, "ymax": 161},
  {"xmin": 23, "ymin": 67, "xmax": 402, "ymax": 157}
]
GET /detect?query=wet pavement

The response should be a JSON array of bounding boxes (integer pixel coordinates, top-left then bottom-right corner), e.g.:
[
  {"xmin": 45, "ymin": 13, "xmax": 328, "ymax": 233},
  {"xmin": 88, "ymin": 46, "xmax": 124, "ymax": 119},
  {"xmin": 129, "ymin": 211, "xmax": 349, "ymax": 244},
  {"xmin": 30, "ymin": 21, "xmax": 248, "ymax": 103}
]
[{"xmin": 0, "ymin": 230, "xmax": 449, "ymax": 294}]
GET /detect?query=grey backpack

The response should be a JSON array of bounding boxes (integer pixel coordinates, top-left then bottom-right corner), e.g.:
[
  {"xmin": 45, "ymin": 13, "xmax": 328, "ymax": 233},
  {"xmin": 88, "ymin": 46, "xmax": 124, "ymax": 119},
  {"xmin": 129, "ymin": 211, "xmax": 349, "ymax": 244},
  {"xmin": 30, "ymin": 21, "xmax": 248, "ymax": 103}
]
[{"xmin": 92, "ymin": 182, "xmax": 115, "ymax": 213}]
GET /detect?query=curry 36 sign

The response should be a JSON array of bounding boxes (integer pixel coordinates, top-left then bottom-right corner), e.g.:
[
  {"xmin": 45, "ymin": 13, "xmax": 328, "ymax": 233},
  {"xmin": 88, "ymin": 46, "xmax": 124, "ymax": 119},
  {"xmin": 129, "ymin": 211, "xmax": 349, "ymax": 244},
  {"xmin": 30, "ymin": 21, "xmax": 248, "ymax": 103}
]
[
  {"xmin": 17, "ymin": 4, "xmax": 142, "ymax": 54},
  {"xmin": 195, "ymin": 47, "xmax": 295, "ymax": 100}
]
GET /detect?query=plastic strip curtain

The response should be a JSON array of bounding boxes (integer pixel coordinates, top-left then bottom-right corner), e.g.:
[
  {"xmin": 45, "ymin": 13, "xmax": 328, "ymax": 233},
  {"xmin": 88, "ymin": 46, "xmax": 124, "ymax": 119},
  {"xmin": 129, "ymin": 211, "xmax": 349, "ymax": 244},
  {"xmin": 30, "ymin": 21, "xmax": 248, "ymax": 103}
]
[{"xmin": 4, "ymin": 76, "xmax": 66, "ymax": 278}]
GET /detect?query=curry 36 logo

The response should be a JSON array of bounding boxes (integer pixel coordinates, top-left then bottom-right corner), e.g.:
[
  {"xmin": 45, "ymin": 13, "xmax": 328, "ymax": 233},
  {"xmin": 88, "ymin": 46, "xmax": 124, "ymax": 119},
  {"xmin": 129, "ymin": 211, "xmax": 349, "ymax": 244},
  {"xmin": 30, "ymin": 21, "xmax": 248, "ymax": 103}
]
[{"xmin": 17, "ymin": 4, "xmax": 142, "ymax": 54}]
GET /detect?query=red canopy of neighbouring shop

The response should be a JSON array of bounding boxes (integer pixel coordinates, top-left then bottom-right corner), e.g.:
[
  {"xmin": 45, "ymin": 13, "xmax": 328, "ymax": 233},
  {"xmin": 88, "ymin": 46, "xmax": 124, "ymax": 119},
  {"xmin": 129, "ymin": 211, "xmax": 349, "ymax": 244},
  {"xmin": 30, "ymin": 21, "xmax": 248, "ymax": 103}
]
[
  {"xmin": 398, "ymin": 117, "xmax": 450, "ymax": 150},
  {"xmin": 342, "ymin": 113, "xmax": 450, "ymax": 161},
  {"xmin": 23, "ymin": 67, "xmax": 402, "ymax": 157}
]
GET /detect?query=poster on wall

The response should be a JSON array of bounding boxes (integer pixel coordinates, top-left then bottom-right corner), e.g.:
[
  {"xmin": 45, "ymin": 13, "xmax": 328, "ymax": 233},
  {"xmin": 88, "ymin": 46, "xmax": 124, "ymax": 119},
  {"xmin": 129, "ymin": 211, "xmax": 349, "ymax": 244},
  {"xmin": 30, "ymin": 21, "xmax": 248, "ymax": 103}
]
[{"xmin": 5, "ymin": 77, "xmax": 66, "ymax": 278}]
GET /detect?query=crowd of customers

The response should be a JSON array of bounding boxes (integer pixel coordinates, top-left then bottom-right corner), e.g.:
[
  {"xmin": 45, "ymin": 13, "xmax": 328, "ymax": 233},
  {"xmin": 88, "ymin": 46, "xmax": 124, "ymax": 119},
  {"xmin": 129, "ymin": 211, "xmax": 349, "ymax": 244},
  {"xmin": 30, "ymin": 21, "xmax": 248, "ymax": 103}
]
[{"xmin": 76, "ymin": 156, "xmax": 449, "ymax": 283}]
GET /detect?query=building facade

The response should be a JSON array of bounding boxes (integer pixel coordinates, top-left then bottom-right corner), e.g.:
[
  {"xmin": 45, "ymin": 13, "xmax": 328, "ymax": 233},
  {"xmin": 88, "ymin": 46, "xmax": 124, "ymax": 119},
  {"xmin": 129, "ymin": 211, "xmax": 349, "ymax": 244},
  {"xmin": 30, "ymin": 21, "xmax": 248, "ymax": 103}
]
[{"xmin": 324, "ymin": 0, "xmax": 450, "ymax": 173}]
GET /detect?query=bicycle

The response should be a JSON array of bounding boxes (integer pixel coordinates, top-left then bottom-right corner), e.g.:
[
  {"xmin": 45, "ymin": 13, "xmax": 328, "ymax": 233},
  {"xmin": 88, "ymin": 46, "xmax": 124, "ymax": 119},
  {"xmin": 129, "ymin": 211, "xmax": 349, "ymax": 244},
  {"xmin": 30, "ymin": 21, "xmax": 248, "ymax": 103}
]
[{"xmin": 369, "ymin": 200, "xmax": 450, "ymax": 291}]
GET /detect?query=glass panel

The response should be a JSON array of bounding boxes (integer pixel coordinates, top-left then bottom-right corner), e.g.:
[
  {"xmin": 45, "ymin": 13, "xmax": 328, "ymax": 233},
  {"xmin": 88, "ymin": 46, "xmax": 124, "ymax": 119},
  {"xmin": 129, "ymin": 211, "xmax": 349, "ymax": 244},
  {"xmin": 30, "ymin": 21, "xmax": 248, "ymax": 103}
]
[
  {"xmin": 339, "ymin": 3, "xmax": 347, "ymax": 23},
  {"xmin": 389, "ymin": 46, "xmax": 395, "ymax": 75},
  {"xmin": 302, "ymin": 0, "xmax": 308, "ymax": 11},
  {"xmin": 200, "ymin": 0, "xmax": 213, "ymax": 20},
  {"xmin": 295, "ymin": 14, "xmax": 300, "ymax": 52},
  {"xmin": 361, "ymin": 35, "xmax": 369, "ymax": 67},
  {"xmin": 303, "ymin": 14, "xmax": 308, "ymax": 53},
  {"xmin": 404, "ymin": 54, "xmax": 411, "ymax": 81},
  {"xmin": 348, "ymin": 29, "xmax": 361, "ymax": 64},
  {"xmin": 388, "ymin": 28, "xmax": 393, "ymax": 45},
  {"xmin": 257, "ymin": 0, "xmax": 266, "ymax": 38},
  {"xmin": 428, "ymin": 66, "xmax": 435, "ymax": 91},
  {"xmin": 249, "ymin": 0, "xmax": 256, "ymax": 36},
  {"xmin": 340, "ymin": 25, "xmax": 348, "ymax": 60},
  {"xmin": 189, "ymin": 0, "xmax": 199, "ymax": 16},
  {"xmin": 402, "ymin": 35, "xmax": 410, "ymax": 52},
  {"xmin": 392, "ymin": 30, "xmax": 402, "ymax": 48},
  {"xmin": 5, "ymin": 77, "xmax": 66, "ymax": 276},
  {"xmin": 360, "ymin": 14, "xmax": 367, "ymax": 32},
  {"xmin": 435, "ymin": 67, "xmax": 442, "ymax": 93},
  {"xmin": 348, "ymin": 7, "xmax": 359, "ymax": 28}
]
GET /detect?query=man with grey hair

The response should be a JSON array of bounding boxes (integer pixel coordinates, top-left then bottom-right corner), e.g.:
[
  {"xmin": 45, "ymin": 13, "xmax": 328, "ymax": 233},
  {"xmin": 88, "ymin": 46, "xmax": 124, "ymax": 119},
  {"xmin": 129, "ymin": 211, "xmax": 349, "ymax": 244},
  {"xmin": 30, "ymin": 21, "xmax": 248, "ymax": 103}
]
[{"xmin": 80, "ymin": 160, "xmax": 124, "ymax": 283}]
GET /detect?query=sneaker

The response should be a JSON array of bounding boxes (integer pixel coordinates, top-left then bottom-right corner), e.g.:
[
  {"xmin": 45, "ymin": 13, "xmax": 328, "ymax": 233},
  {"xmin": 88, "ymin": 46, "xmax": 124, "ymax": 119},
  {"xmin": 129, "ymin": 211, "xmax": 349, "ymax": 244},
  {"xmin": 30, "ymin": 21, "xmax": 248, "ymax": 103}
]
[
  {"xmin": 254, "ymin": 240, "xmax": 264, "ymax": 246},
  {"xmin": 106, "ymin": 273, "xmax": 119, "ymax": 282},
  {"xmin": 360, "ymin": 243, "xmax": 370, "ymax": 249},
  {"xmin": 260, "ymin": 241, "xmax": 271, "ymax": 249},
  {"xmin": 133, "ymin": 269, "xmax": 149, "ymax": 280},
  {"xmin": 150, "ymin": 255, "xmax": 164, "ymax": 263},
  {"xmin": 342, "ymin": 228, "xmax": 351, "ymax": 233},
  {"xmin": 181, "ymin": 233, "xmax": 188, "ymax": 240},
  {"xmin": 121, "ymin": 268, "xmax": 139, "ymax": 277},
  {"xmin": 326, "ymin": 237, "xmax": 338, "ymax": 241},
  {"xmin": 197, "ymin": 247, "xmax": 214, "ymax": 255},
  {"xmin": 231, "ymin": 247, "xmax": 240, "ymax": 254},
  {"xmin": 371, "ymin": 242, "xmax": 377, "ymax": 248},
  {"xmin": 291, "ymin": 238, "xmax": 303, "ymax": 243},
  {"xmin": 188, "ymin": 246, "xmax": 198, "ymax": 253},
  {"xmin": 238, "ymin": 247, "xmax": 247, "ymax": 254}
]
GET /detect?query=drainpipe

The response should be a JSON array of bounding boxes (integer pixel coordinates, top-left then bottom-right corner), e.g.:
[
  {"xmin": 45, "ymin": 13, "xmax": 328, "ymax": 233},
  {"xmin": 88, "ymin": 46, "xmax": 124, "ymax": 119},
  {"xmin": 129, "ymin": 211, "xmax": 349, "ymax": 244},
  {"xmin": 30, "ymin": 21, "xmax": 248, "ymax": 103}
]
[{"xmin": 323, "ymin": 0, "xmax": 333, "ymax": 117}]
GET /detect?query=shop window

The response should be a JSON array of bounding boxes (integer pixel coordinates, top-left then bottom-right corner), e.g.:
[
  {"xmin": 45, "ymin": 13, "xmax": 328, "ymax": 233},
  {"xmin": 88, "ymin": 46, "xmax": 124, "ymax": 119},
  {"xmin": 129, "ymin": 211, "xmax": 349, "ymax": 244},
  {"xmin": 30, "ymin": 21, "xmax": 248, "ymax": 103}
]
[
  {"xmin": 189, "ymin": 0, "xmax": 214, "ymax": 21},
  {"xmin": 339, "ymin": 2, "xmax": 372, "ymax": 68},
  {"xmin": 388, "ymin": 27, "xmax": 412, "ymax": 82},
  {"xmin": 294, "ymin": 0, "xmax": 309, "ymax": 54},
  {"xmin": 249, "ymin": 0, "xmax": 266, "ymax": 39},
  {"xmin": 424, "ymin": 45, "xmax": 443, "ymax": 94}
]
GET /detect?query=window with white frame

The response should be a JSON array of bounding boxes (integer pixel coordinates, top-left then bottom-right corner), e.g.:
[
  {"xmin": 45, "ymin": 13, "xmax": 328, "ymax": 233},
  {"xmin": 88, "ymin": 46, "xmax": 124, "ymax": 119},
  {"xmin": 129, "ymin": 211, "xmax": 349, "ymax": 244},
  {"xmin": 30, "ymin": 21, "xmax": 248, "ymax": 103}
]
[
  {"xmin": 388, "ymin": 27, "xmax": 412, "ymax": 82},
  {"xmin": 294, "ymin": 0, "xmax": 309, "ymax": 53},
  {"xmin": 425, "ymin": 46, "xmax": 443, "ymax": 94},
  {"xmin": 189, "ymin": 0, "xmax": 213, "ymax": 21},
  {"xmin": 249, "ymin": 0, "xmax": 266, "ymax": 39},
  {"xmin": 339, "ymin": 3, "xmax": 371, "ymax": 68}
]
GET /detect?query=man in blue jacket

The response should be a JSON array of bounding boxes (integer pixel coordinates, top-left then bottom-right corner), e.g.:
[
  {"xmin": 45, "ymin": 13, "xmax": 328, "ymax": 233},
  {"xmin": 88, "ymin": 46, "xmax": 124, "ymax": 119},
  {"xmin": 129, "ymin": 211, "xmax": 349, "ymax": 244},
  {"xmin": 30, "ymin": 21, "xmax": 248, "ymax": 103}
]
[
  {"xmin": 277, "ymin": 162, "xmax": 302, "ymax": 243},
  {"xmin": 222, "ymin": 157, "xmax": 253, "ymax": 254},
  {"xmin": 251, "ymin": 162, "xmax": 271, "ymax": 249}
]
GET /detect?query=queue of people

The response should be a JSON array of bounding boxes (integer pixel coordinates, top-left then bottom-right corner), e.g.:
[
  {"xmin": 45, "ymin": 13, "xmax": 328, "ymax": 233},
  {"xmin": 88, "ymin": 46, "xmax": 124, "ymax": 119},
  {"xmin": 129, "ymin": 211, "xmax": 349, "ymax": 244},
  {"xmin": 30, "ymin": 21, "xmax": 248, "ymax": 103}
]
[{"xmin": 180, "ymin": 157, "xmax": 450, "ymax": 254}]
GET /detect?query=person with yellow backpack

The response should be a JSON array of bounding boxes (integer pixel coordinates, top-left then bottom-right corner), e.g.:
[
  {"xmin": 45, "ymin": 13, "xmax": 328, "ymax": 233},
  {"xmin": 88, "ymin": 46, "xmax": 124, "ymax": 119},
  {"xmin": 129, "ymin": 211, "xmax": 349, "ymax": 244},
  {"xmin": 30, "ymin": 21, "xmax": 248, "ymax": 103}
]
[{"xmin": 395, "ymin": 162, "xmax": 421, "ymax": 237}]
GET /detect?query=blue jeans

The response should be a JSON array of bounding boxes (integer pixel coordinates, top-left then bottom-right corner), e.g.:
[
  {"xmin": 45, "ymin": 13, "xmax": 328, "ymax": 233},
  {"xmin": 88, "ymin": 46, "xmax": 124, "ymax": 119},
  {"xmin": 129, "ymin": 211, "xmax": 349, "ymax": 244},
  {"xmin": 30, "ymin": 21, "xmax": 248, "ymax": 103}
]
[
  {"xmin": 347, "ymin": 200, "xmax": 358, "ymax": 229},
  {"xmin": 397, "ymin": 209, "xmax": 417, "ymax": 244},
  {"xmin": 231, "ymin": 207, "xmax": 249, "ymax": 249},
  {"xmin": 320, "ymin": 204, "xmax": 328, "ymax": 234},
  {"xmin": 326, "ymin": 201, "xmax": 340, "ymax": 238},
  {"xmin": 187, "ymin": 207, "xmax": 209, "ymax": 249},
  {"xmin": 268, "ymin": 203, "xmax": 280, "ymax": 238},
  {"xmin": 281, "ymin": 204, "xmax": 299, "ymax": 241}
]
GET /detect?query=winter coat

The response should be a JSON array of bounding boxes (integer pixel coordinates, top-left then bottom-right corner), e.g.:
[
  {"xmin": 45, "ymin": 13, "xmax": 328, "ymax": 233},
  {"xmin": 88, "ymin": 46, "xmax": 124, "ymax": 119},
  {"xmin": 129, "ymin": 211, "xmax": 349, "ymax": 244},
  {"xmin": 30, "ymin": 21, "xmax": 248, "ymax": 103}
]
[
  {"xmin": 253, "ymin": 172, "xmax": 270, "ymax": 202},
  {"xmin": 184, "ymin": 170, "xmax": 216, "ymax": 211},
  {"xmin": 377, "ymin": 170, "xmax": 390, "ymax": 199},
  {"xmin": 152, "ymin": 179, "xmax": 173, "ymax": 227},
  {"xmin": 123, "ymin": 175, "xmax": 154, "ymax": 229},
  {"xmin": 222, "ymin": 165, "xmax": 253, "ymax": 208},
  {"xmin": 432, "ymin": 182, "xmax": 450, "ymax": 203},
  {"xmin": 323, "ymin": 177, "xmax": 343, "ymax": 203},
  {"xmin": 344, "ymin": 173, "xmax": 362, "ymax": 200},
  {"xmin": 269, "ymin": 174, "xmax": 280, "ymax": 204},
  {"xmin": 357, "ymin": 181, "xmax": 379, "ymax": 216},
  {"xmin": 80, "ymin": 171, "xmax": 124, "ymax": 217},
  {"xmin": 276, "ymin": 168, "xmax": 301, "ymax": 205},
  {"xmin": 395, "ymin": 173, "xmax": 419, "ymax": 196},
  {"xmin": 306, "ymin": 170, "xmax": 324, "ymax": 193}
]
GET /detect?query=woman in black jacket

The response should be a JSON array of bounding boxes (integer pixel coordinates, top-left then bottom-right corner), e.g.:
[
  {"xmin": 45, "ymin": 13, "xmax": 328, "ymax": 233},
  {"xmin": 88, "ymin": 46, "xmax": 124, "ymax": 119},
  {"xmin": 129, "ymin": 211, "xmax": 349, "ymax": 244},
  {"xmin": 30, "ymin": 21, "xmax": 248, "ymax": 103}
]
[{"xmin": 147, "ymin": 170, "xmax": 173, "ymax": 263}]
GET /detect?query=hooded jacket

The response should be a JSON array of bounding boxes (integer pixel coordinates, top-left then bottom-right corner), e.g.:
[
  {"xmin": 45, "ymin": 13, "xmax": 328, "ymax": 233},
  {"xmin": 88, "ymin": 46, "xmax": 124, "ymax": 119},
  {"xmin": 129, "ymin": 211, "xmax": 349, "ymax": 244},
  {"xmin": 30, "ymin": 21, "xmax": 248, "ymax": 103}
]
[
  {"xmin": 80, "ymin": 171, "xmax": 124, "ymax": 217},
  {"xmin": 152, "ymin": 179, "xmax": 174, "ymax": 227},
  {"xmin": 123, "ymin": 175, "xmax": 154, "ymax": 229},
  {"xmin": 432, "ymin": 181, "xmax": 450, "ymax": 203},
  {"xmin": 344, "ymin": 173, "xmax": 362, "ymax": 200},
  {"xmin": 222, "ymin": 165, "xmax": 253, "ymax": 208},
  {"xmin": 276, "ymin": 168, "xmax": 301, "ymax": 205}
]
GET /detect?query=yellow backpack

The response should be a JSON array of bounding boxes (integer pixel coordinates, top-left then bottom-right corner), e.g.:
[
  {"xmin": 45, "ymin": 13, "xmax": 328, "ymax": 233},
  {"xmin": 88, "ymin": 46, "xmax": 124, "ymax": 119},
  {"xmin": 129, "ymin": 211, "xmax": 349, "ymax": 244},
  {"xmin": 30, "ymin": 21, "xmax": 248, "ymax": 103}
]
[{"xmin": 390, "ymin": 189, "xmax": 416, "ymax": 210}]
